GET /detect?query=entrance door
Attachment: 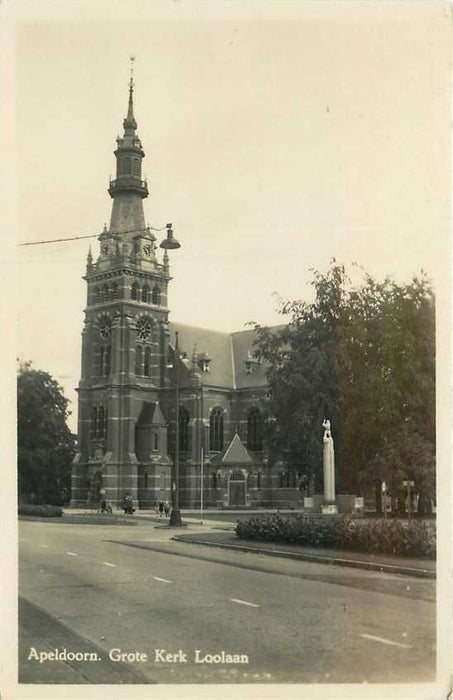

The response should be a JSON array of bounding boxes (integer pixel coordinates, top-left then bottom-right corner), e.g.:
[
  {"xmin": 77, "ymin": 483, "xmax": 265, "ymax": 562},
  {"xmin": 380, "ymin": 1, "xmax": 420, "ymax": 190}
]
[{"xmin": 229, "ymin": 471, "xmax": 246, "ymax": 506}]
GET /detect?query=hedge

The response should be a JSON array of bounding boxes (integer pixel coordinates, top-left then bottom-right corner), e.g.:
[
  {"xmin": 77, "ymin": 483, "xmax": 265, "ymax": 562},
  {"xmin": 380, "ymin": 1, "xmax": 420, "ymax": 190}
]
[
  {"xmin": 235, "ymin": 514, "xmax": 435, "ymax": 559},
  {"xmin": 18, "ymin": 504, "xmax": 63, "ymax": 518}
]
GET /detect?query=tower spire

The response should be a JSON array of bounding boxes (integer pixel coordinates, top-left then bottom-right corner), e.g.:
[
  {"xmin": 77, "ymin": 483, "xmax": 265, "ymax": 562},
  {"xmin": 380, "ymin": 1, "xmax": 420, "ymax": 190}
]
[
  {"xmin": 108, "ymin": 56, "xmax": 148, "ymax": 212},
  {"xmin": 123, "ymin": 56, "xmax": 137, "ymax": 134}
]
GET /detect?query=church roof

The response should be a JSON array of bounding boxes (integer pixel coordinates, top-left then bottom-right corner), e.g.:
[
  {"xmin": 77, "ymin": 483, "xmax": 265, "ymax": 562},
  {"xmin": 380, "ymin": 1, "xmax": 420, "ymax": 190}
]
[
  {"xmin": 169, "ymin": 322, "xmax": 283, "ymax": 390},
  {"xmin": 136, "ymin": 401, "xmax": 166, "ymax": 426},
  {"xmin": 212, "ymin": 432, "xmax": 254, "ymax": 465}
]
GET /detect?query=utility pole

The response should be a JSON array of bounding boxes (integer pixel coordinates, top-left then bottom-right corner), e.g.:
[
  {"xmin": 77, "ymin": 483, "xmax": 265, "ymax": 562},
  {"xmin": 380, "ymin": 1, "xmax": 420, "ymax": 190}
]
[{"xmin": 169, "ymin": 332, "xmax": 183, "ymax": 526}]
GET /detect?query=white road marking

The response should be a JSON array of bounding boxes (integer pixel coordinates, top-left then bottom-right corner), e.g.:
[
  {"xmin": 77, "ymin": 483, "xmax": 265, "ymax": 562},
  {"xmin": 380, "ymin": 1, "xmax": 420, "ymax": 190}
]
[
  {"xmin": 39, "ymin": 544, "xmax": 49, "ymax": 548},
  {"xmin": 229, "ymin": 598, "xmax": 259, "ymax": 608},
  {"xmin": 66, "ymin": 552, "xmax": 78, "ymax": 556},
  {"xmin": 102, "ymin": 562, "xmax": 116, "ymax": 567},
  {"xmin": 153, "ymin": 576, "xmax": 172, "ymax": 583},
  {"xmin": 360, "ymin": 633, "xmax": 412, "ymax": 649}
]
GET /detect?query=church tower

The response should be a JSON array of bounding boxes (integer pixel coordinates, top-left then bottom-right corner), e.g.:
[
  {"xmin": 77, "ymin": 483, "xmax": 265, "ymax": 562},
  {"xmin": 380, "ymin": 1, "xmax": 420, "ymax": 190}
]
[{"xmin": 70, "ymin": 67, "xmax": 173, "ymax": 508}]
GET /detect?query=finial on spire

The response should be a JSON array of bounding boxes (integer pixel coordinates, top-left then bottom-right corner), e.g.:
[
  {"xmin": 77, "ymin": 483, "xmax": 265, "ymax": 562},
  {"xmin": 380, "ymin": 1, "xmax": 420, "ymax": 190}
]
[
  {"xmin": 87, "ymin": 245, "xmax": 93, "ymax": 265},
  {"xmin": 129, "ymin": 55, "xmax": 136, "ymax": 88},
  {"xmin": 125, "ymin": 56, "xmax": 137, "ymax": 127}
]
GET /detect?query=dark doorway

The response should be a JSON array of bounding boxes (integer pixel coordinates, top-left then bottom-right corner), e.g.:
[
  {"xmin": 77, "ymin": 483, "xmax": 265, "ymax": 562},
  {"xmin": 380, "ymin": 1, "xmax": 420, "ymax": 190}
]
[{"xmin": 229, "ymin": 472, "xmax": 246, "ymax": 506}]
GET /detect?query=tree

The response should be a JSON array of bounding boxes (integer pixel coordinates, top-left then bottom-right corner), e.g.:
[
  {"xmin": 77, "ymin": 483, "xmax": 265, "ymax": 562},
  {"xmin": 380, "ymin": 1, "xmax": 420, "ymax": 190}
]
[
  {"xmin": 251, "ymin": 263, "xmax": 349, "ymax": 490},
  {"xmin": 252, "ymin": 262, "xmax": 435, "ymax": 513},
  {"xmin": 340, "ymin": 272, "xmax": 435, "ymax": 513},
  {"xmin": 17, "ymin": 361, "xmax": 76, "ymax": 505}
]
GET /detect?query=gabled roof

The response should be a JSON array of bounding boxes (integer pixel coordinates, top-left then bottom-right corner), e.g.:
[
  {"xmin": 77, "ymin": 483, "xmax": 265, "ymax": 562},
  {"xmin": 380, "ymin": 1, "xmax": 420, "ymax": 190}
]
[
  {"xmin": 212, "ymin": 432, "xmax": 254, "ymax": 465},
  {"xmin": 136, "ymin": 401, "xmax": 166, "ymax": 426},
  {"xmin": 169, "ymin": 322, "xmax": 283, "ymax": 390},
  {"xmin": 169, "ymin": 323, "xmax": 233, "ymax": 387}
]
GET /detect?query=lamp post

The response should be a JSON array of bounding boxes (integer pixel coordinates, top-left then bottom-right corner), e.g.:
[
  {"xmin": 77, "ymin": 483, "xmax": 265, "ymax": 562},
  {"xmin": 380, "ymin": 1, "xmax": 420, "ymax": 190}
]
[{"xmin": 160, "ymin": 224, "xmax": 183, "ymax": 527}]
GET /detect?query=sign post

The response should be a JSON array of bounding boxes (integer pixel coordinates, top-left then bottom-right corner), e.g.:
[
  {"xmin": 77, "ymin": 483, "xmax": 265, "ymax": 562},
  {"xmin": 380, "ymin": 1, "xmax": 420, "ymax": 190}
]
[
  {"xmin": 381, "ymin": 481, "xmax": 387, "ymax": 519},
  {"xmin": 402, "ymin": 480, "xmax": 415, "ymax": 519}
]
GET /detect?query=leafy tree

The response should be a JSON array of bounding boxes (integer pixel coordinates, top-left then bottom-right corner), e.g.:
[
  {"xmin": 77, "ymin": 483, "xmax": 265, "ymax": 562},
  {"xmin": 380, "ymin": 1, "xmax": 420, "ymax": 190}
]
[
  {"xmin": 252, "ymin": 263, "xmax": 349, "ymax": 490},
  {"xmin": 340, "ymin": 272, "xmax": 435, "ymax": 513},
  {"xmin": 17, "ymin": 361, "xmax": 76, "ymax": 505},
  {"xmin": 252, "ymin": 262, "xmax": 435, "ymax": 514}
]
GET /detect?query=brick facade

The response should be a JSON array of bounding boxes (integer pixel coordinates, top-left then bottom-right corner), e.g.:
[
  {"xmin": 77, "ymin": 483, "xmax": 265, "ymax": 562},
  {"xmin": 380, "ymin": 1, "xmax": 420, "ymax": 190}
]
[{"xmin": 70, "ymin": 80, "xmax": 303, "ymax": 510}]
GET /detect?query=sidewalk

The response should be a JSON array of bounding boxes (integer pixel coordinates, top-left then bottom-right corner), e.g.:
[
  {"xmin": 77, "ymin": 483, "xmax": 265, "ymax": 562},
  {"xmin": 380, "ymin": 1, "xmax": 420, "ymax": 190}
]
[
  {"xmin": 62, "ymin": 507, "xmax": 237, "ymax": 529},
  {"xmin": 172, "ymin": 531, "xmax": 436, "ymax": 579},
  {"xmin": 61, "ymin": 508, "xmax": 435, "ymax": 579}
]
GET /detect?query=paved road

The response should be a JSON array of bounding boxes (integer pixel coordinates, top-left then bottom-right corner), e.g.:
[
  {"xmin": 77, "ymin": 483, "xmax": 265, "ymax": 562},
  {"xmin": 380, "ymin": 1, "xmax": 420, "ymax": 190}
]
[{"xmin": 19, "ymin": 519, "xmax": 436, "ymax": 685}]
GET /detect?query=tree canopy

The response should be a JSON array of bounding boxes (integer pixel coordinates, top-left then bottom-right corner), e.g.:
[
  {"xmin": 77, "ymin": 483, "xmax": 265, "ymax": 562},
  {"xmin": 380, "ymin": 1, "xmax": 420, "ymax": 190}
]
[
  {"xmin": 252, "ymin": 262, "xmax": 435, "ymax": 513},
  {"xmin": 17, "ymin": 361, "xmax": 76, "ymax": 505}
]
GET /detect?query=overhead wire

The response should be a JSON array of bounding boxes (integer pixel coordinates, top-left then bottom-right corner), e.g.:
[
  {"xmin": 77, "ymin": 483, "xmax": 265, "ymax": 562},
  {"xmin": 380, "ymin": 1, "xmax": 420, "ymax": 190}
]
[{"xmin": 17, "ymin": 225, "xmax": 169, "ymax": 247}]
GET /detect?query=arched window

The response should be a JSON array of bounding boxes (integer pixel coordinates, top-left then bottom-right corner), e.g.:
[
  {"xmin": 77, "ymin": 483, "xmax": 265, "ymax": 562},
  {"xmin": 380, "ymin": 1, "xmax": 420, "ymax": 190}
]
[
  {"xmin": 104, "ymin": 345, "xmax": 111, "ymax": 376},
  {"xmin": 212, "ymin": 472, "xmax": 217, "ymax": 490},
  {"xmin": 98, "ymin": 406, "xmax": 105, "ymax": 437},
  {"xmin": 133, "ymin": 158, "xmax": 140, "ymax": 175},
  {"xmin": 91, "ymin": 406, "xmax": 98, "ymax": 438},
  {"xmin": 279, "ymin": 471, "xmax": 284, "ymax": 488},
  {"xmin": 94, "ymin": 287, "xmax": 101, "ymax": 304},
  {"xmin": 131, "ymin": 282, "xmax": 139, "ymax": 301},
  {"xmin": 102, "ymin": 284, "xmax": 109, "ymax": 301},
  {"xmin": 152, "ymin": 286, "xmax": 161, "ymax": 305},
  {"xmin": 257, "ymin": 471, "xmax": 262, "ymax": 488},
  {"xmin": 142, "ymin": 285, "xmax": 150, "ymax": 303},
  {"xmin": 98, "ymin": 346, "xmax": 104, "ymax": 376},
  {"xmin": 91, "ymin": 405, "xmax": 107, "ymax": 439},
  {"xmin": 153, "ymin": 432, "xmax": 159, "ymax": 451},
  {"xmin": 210, "ymin": 407, "xmax": 224, "ymax": 452},
  {"xmin": 247, "ymin": 407, "xmax": 263, "ymax": 451},
  {"xmin": 144, "ymin": 347, "xmax": 151, "ymax": 377},
  {"xmin": 124, "ymin": 157, "xmax": 132, "ymax": 174},
  {"xmin": 135, "ymin": 345, "xmax": 143, "ymax": 375},
  {"xmin": 111, "ymin": 282, "xmax": 118, "ymax": 299},
  {"xmin": 144, "ymin": 472, "xmax": 148, "ymax": 488},
  {"xmin": 179, "ymin": 406, "xmax": 190, "ymax": 452}
]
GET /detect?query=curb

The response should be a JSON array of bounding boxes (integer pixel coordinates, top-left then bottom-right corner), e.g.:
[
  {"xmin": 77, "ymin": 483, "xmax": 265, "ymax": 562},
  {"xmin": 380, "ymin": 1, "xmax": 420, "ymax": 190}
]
[{"xmin": 172, "ymin": 536, "xmax": 436, "ymax": 580}]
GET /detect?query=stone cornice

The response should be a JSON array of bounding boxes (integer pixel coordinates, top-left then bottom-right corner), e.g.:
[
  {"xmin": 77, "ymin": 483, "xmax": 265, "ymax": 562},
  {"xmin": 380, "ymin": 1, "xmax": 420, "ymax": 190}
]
[{"xmin": 85, "ymin": 267, "xmax": 169, "ymax": 282}]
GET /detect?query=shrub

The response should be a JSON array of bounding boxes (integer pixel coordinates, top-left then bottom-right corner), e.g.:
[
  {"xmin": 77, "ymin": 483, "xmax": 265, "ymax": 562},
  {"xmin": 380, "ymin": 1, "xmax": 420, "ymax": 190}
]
[
  {"xmin": 235, "ymin": 514, "xmax": 435, "ymax": 559},
  {"xmin": 18, "ymin": 504, "xmax": 63, "ymax": 518}
]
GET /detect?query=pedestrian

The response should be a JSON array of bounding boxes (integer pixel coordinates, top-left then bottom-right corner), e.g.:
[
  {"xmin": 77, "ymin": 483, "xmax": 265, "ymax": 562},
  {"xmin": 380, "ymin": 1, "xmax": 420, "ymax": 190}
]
[
  {"xmin": 123, "ymin": 493, "xmax": 135, "ymax": 515},
  {"xmin": 158, "ymin": 501, "xmax": 164, "ymax": 518},
  {"xmin": 164, "ymin": 501, "xmax": 170, "ymax": 518}
]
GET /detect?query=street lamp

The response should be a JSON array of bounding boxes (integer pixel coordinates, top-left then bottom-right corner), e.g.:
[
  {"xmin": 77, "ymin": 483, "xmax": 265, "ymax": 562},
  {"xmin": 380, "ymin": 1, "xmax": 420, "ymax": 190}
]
[
  {"xmin": 160, "ymin": 222, "xmax": 180, "ymax": 250},
  {"xmin": 161, "ymin": 224, "xmax": 182, "ymax": 526}
]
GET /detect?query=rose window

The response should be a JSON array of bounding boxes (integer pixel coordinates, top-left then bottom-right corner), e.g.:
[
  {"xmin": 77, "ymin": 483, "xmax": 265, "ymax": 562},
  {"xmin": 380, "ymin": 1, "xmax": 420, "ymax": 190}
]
[
  {"xmin": 99, "ymin": 318, "xmax": 111, "ymax": 340},
  {"xmin": 136, "ymin": 317, "xmax": 152, "ymax": 341}
]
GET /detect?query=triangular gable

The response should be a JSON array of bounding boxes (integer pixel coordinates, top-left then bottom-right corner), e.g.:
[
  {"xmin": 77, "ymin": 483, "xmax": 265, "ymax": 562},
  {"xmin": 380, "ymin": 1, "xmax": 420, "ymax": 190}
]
[
  {"xmin": 152, "ymin": 403, "xmax": 166, "ymax": 426},
  {"xmin": 136, "ymin": 402, "xmax": 166, "ymax": 427},
  {"xmin": 221, "ymin": 433, "xmax": 253, "ymax": 464}
]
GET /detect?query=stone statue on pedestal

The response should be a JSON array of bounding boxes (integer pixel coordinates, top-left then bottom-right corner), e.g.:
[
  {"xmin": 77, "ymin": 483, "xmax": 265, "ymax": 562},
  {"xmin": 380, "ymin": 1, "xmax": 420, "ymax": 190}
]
[{"xmin": 322, "ymin": 418, "xmax": 336, "ymax": 508}]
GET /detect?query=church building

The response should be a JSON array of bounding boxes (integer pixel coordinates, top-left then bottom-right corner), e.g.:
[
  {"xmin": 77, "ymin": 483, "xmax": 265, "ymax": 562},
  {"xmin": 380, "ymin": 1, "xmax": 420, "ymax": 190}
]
[{"xmin": 70, "ymin": 76, "xmax": 302, "ymax": 510}]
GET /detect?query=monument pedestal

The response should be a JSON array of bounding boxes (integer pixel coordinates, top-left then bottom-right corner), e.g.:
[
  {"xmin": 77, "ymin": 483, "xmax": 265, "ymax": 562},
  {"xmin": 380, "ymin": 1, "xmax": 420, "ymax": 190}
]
[
  {"xmin": 321, "ymin": 503, "xmax": 338, "ymax": 515},
  {"xmin": 304, "ymin": 494, "xmax": 362, "ymax": 514}
]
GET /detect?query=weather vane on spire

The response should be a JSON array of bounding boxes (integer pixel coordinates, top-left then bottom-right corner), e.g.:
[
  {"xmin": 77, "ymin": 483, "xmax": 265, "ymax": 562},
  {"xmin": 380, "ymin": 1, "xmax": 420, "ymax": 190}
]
[{"xmin": 129, "ymin": 55, "xmax": 136, "ymax": 88}]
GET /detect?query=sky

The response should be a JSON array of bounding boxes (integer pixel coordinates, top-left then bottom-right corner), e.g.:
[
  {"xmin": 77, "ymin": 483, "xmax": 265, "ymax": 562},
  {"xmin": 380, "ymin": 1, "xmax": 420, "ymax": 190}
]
[{"xmin": 9, "ymin": 1, "xmax": 451, "ymax": 433}]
